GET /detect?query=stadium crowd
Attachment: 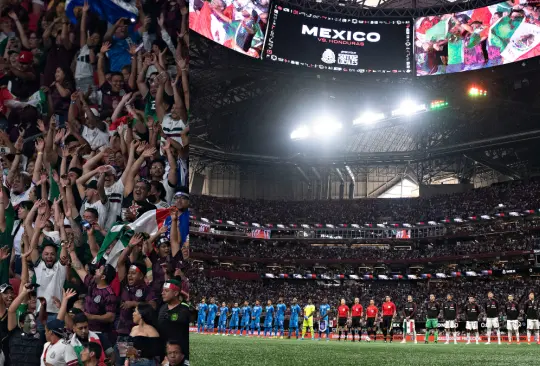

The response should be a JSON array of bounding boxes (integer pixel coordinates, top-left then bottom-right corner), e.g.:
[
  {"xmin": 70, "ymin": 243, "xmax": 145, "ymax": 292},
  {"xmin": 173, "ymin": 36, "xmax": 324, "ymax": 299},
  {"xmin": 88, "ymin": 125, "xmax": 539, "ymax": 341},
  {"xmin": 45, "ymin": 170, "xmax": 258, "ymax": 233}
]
[
  {"xmin": 192, "ymin": 179, "xmax": 540, "ymax": 223},
  {"xmin": 0, "ymin": 0, "xmax": 190, "ymax": 365},
  {"xmin": 191, "ymin": 233, "xmax": 537, "ymax": 261}
]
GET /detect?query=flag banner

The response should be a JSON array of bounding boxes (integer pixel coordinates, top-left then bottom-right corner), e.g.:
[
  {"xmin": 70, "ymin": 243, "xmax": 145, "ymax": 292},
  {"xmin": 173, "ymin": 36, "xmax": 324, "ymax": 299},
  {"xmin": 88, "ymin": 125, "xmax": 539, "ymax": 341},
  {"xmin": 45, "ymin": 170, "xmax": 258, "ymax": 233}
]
[
  {"xmin": 265, "ymin": 273, "xmax": 275, "ymax": 278},
  {"xmin": 93, "ymin": 208, "xmax": 172, "ymax": 267},
  {"xmin": 199, "ymin": 224, "xmax": 210, "ymax": 233},
  {"xmin": 293, "ymin": 274, "xmax": 303, "ymax": 279},
  {"xmin": 403, "ymin": 320, "xmax": 415, "ymax": 334},
  {"xmin": 250, "ymin": 229, "xmax": 271, "ymax": 239},
  {"xmin": 264, "ymin": 5, "xmax": 413, "ymax": 74}
]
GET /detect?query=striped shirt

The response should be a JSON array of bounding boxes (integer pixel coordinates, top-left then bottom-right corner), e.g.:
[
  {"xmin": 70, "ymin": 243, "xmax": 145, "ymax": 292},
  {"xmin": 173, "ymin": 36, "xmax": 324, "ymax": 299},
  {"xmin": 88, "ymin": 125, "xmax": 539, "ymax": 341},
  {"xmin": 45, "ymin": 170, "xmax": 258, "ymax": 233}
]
[{"xmin": 104, "ymin": 179, "xmax": 124, "ymax": 229}]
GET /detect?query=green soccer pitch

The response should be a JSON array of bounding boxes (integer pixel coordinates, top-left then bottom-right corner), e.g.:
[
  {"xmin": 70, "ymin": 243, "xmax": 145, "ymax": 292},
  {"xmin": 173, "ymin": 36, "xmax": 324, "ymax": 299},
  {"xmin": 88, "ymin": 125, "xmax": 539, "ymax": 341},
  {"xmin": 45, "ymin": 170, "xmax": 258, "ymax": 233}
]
[{"xmin": 190, "ymin": 333, "xmax": 539, "ymax": 366}]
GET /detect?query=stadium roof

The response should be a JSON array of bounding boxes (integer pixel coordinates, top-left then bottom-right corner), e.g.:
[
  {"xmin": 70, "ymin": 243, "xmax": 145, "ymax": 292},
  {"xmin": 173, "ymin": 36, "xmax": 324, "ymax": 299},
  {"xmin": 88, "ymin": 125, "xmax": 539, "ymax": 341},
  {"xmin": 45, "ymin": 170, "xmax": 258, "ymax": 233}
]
[{"xmin": 190, "ymin": 33, "xmax": 540, "ymax": 178}]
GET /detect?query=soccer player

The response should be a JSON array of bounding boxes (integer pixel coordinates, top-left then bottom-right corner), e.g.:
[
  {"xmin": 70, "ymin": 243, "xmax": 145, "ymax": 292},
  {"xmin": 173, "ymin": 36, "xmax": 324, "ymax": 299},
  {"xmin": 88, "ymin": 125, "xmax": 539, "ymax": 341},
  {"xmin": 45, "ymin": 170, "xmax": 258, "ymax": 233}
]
[
  {"xmin": 251, "ymin": 300, "xmax": 262, "ymax": 336},
  {"xmin": 401, "ymin": 295, "xmax": 417, "ymax": 344},
  {"xmin": 229, "ymin": 302, "xmax": 240, "ymax": 336},
  {"xmin": 205, "ymin": 298, "xmax": 218, "ymax": 334},
  {"xmin": 465, "ymin": 296, "xmax": 480, "ymax": 345},
  {"xmin": 381, "ymin": 296, "xmax": 396, "ymax": 343},
  {"xmin": 240, "ymin": 300, "xmax": 251, "ymax": 336},
  {"xmin": 365, "ymin": 299, "xmax": 378, "ymax": 342},
  {"xmin": 319, "ymin": 299, "xmax": 331, "ymax": 341},
  {"xmin": 274, "ymin": 297, "xmax": 286, "ymax": 338},
  {"xmin": 425, "ymin": 294, "xmax": 440, "ymax": 344},
  {"xmin": 443, "ymin": 294, "xmax": 458, "ymax": 344},
  {"xmin": 196, "ymin": 298, "xmax": 207, "ymax": 333},
  {"xmin": 524, "ymin": 292, "xmax": 539, "ymax": 344},
  {"xmin": 264, "ymin": 300, "xmax": 275, "ymax": 337},
  {"xmin": 337, "ymin": 298, "xmax": 350, "ymax": 341},
  {"xmin": 351, "ymin": 298, "xmax": 363, "ymax": 342},
  {"xmin": 218, "ymin": 302, "xmax": 229, "ymax": 335},
  {"xmin": 302, "ymin": 298, "xmax": 316, "ymax": 340},
  {"xmin": 505, "ymin": 295, "xmax": 520, "ymax": 344},
  {"xmin": 485, "ymin": 291, "xmax": 501, "ymax": 345},
  {"xmin": 289, "ymin": 298, "xmax": 301, "ymax": 339}
]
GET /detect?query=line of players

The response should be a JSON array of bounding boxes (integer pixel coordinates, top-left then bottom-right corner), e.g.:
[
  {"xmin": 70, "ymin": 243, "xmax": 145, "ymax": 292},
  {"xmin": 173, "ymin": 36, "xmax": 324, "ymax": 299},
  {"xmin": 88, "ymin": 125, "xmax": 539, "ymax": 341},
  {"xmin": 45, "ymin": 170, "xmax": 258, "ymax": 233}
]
[
  {"xmin": 196, "ymin": 297, "xmax": 331, "ymax": 340},
  {"xmin": 196, "ymin": 292, "xmax": 540, "ymax": 345}
]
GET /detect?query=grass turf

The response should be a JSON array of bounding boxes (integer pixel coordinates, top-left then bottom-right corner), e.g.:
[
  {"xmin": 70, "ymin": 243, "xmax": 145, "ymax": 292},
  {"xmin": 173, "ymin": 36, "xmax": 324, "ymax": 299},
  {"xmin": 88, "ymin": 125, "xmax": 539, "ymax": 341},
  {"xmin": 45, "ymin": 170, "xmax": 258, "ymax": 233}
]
[{"xmin": 190, "ymin": 333, "xmax": 539, "ymax": 366}]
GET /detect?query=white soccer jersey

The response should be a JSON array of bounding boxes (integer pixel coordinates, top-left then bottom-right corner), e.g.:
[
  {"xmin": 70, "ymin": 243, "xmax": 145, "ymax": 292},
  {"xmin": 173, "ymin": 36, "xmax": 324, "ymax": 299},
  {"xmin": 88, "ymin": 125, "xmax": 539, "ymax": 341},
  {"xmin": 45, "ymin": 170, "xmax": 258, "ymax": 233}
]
[
  {"xmin": 104, "ymin": 179, "xmax": 124, "ymax": 229},
  {"xmin": 40, "ymin": 340, "xmax": 79, "ymax": 366}
]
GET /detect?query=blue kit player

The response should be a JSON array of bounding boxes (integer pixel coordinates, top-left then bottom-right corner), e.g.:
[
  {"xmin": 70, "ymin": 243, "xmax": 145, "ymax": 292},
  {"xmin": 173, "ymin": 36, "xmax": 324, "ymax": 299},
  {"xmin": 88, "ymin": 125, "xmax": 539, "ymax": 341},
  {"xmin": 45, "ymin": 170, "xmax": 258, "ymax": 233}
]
[
  {"xmin": 240, "ymin": 301, "xmax": 251, "ymax": 336},
  {"xmin": 319, "ymin": 299, "xmax": 331, "ymax": 341},
  {"xmin": 218, "ymin": 302, "xmax": 229, "ymax": 335},
  {"xmin": 205, "ymin": 298, "xmax": 218, "ymax": 333},
  {"xmin": 264, "ymin": 300, "xmax": 275, "ymax": 337},
  {"xmin": 274, "ymin": 298, "xmax": 287, "ymax": 338},
  {"xmin": 229, "ymin": 302, "xmax": 240, "ymax": 335},
  {"xmin": 197, "ymin": 298, "xmax": 207, "ymax": 333},
  {"xmin": 251, "ymin": 300, "xmax": 262, "ymax": 336},
  {"xmin": 289, "ymin": 298, "xmax": 301, "ymax": 339}
]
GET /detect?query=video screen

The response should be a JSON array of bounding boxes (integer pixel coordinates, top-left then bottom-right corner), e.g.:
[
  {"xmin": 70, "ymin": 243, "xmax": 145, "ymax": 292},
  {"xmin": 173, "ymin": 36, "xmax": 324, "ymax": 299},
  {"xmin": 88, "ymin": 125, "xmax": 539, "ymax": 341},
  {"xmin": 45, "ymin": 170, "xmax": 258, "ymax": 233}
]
[
  {"xmin": 189, "ymin": 0, "xmax": 270, "ymax": 58},
  {"xmin": 264, "ymin": 5, "xmax": 413, "ymax": 74},
  {"xmin": 415, "ymin": 0, "xmax": 540, "ymax": 75}
]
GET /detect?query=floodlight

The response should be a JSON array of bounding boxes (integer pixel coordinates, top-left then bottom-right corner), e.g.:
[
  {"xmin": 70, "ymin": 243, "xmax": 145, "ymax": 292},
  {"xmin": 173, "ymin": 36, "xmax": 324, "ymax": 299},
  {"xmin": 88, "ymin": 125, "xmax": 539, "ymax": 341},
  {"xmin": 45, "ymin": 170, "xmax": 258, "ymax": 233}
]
[
  {"xmin": 290, "ymin": 125, "xmax": 310, "ymax": 140},
  {"xmin": 353, "ymin": 112, "xmax": 385, "ymax": 125},
  {"xmin": 391, "ymin": 101, "xmax": 426, "ymax": 116}
]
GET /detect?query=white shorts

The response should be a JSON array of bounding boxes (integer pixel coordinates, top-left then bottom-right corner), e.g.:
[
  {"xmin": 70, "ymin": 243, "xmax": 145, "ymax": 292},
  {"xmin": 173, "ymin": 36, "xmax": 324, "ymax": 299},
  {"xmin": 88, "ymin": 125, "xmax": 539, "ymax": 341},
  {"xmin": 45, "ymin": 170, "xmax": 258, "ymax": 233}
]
[
  {"xmin": 444, "ymin": 320, "xmax": 456, "ymax": 329},
  {"xmin": 466, "ymin": 321, "xmax": 478, "ymax": 330},
  {"xmin": 527, "ymin": 319, "xmax": 539, "ymax": 330},
  {"xmin": 486, "ymin": 318, "xmax": 499, "ymax": 329},
  {"xmin": 507, "ymin": 320, "xmax": 520, "ymax": 331}
]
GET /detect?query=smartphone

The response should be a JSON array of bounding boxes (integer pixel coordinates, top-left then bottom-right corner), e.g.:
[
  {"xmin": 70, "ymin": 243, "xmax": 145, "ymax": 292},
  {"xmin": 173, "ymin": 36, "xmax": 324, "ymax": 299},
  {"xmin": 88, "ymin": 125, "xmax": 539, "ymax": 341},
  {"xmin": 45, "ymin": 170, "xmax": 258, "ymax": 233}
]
[
  {"xmin": 0, "ymin": 147, "xmax": 10, "ymax": 154},
  {"xmin": 81, "ymin": 220, "xmax": 92, "ymax": 231}
]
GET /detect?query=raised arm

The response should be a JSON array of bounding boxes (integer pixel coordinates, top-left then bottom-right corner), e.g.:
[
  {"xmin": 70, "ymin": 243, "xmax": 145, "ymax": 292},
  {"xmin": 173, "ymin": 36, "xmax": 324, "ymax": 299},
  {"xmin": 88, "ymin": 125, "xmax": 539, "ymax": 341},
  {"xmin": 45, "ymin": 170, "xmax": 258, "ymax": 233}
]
[
  {"xmin": 80, "ymin": 1, "xmax": 90, "ymax": 48},
  {"xmin": 97, "ymin": 42, "xmax": 110, "ymax": 87}
]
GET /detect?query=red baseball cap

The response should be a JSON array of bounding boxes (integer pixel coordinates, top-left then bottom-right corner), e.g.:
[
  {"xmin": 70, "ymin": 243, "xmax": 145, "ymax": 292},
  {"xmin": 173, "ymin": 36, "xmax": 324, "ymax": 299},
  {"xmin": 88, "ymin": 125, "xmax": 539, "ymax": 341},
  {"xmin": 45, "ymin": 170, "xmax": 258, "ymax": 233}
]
[{"xmin": 18, "ymin": 51, "xmax": 33, "ymax": 64}]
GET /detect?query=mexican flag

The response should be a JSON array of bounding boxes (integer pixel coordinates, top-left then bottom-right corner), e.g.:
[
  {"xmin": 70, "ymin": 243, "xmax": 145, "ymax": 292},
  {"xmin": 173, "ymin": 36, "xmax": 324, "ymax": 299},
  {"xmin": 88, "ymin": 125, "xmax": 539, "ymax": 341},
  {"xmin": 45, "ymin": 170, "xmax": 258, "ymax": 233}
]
[{"xmin": 92, "ymin": 208, "xmax": 173, "ymax": 267}]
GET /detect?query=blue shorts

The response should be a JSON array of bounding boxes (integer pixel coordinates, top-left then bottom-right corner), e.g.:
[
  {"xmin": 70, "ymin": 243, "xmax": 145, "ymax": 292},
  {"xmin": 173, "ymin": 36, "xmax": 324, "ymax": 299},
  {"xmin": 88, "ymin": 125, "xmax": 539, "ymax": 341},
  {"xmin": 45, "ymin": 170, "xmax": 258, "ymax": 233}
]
[
  {"xmin": 198, "ymin": 317, "xmax": 205, "ymax": 324},
  {"xmin": 252, "ymin": 319, "xmax": 260, "ymax": 328},
  {"xmin": 207, "ymin": 319, "xmax": 215, "ymax": 327},
  {"xmin": 275, "ymin": 318, "xmax": 284, "ymax": 327},
  {"xmin": 290, "ymin": 319, "xmax": 298, "ymax": 328},
  {"xmin": 230, "ymin": 321, "xmax": 239, "ymax": 327},
  {"xmin": 265, "ymin": 321, "xmax": 273, "ymax": 328}
]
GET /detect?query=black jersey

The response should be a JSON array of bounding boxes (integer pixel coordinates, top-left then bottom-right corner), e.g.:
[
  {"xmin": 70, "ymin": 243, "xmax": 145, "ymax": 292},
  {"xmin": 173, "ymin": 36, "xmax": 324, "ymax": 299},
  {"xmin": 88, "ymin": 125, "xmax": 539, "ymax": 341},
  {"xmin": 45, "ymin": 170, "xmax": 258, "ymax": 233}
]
[
  {"xmin": 505, "ymin": 301, "xmax": 519, "ymax": 321},
  {"xmin": 524, "ymin": 300, "xmax": 539, "ymax": 320},
  {"xmin": 426, "ymin": 301, "xmax": 440, "ymax": 319},
  {"xmin": 443, "ymin": 301, "xmax": 458, "ymax": 320},
  {"xmin": 485, "ymin": 299, "xmax": 499, "ymax": 318},
  {"xmin": 403, "ymin": 302, "xmax": 417, "ymax": 319},
  {"xmin": 465, "ymin": 303, "xmax": 480, "ymax": 321}
]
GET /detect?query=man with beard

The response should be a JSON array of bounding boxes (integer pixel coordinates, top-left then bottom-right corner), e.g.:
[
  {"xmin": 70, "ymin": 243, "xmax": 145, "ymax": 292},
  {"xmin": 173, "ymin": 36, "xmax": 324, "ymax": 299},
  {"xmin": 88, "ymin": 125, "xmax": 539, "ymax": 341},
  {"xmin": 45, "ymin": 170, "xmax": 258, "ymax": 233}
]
[
  {"xmin": 7, "ymin": 283, "xmax": 44, "ymax": 366},
  {"xmin": 30, "ymin": 219, "xmax": 69, "ymax": 325},
  {"xmin": 0, "ymin": 283, "xmax": 14, "ymax": 364},
  {"xmin": 68, "ymin": 313, "xmax": 106, "ymax": 366},
  {"xmin": 158, "ymin": 279, "xmax": 190, "ymax": 362},
  {"xmin": 115, "ymin": 234, "xmax": 156, "ymax": 364}
]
